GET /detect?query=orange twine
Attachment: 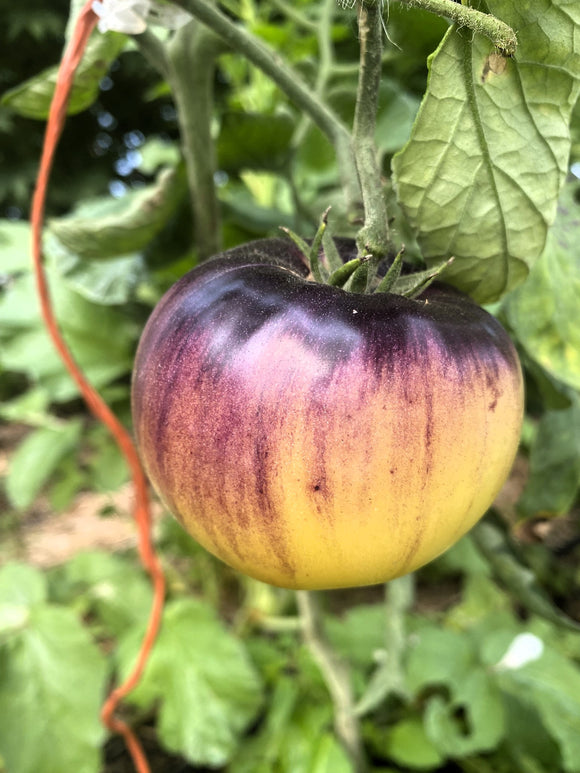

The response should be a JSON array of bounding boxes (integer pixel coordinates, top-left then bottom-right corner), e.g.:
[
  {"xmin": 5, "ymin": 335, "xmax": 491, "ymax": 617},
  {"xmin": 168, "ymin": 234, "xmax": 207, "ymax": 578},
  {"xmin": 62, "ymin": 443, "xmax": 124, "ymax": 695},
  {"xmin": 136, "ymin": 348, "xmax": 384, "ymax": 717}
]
[{"xmin": 30, "ymin": 4, "xmax": 166, "ymax": 772}]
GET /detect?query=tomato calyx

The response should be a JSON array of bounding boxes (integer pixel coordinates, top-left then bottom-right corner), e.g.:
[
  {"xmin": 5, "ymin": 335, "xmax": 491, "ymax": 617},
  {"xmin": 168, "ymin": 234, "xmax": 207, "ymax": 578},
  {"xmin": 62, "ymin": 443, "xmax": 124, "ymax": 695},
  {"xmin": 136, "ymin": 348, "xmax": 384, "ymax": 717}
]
[{"xmin": 280, "ymin": 208, "xmax": 454, "ymax": 299}]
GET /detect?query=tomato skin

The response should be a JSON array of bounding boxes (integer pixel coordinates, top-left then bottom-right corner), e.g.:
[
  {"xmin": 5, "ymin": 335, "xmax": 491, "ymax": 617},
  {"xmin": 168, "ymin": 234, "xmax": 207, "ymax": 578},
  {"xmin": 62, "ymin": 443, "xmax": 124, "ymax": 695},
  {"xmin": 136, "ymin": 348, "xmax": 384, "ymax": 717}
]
[{"xmin": 132, "ymin": 239, "xmax": 523, "ymax": 589}]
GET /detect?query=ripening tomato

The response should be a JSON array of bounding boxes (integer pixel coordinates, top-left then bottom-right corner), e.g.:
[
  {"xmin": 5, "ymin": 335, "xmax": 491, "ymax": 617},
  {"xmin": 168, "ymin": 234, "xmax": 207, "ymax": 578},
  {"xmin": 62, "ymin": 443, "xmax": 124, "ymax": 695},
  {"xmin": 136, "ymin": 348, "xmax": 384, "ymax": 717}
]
[{"xmin": 131, "ymin": 238, "xmax": 523, "ymax": 589}]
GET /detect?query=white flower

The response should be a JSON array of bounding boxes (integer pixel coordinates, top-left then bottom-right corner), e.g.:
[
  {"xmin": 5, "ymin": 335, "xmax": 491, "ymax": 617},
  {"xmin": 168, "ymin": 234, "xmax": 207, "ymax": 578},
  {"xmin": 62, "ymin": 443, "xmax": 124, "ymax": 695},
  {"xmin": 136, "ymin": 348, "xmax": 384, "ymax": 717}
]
[
  {"xmin": 92, "ymin": 0, "xmax": 192, "ymax": 34},
  {"xmin": 93, "ymin": 0, "xmax": 151, "ymax": 34},
  {"xmin": 495, "ymin": 633, "xmax": 544, "ymax": 671}
]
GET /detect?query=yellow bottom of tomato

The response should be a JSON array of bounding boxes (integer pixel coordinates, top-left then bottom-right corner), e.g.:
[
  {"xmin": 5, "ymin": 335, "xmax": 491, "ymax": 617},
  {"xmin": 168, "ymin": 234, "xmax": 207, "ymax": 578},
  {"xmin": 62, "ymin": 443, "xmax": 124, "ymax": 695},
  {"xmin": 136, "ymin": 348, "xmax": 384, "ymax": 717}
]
[{"xmin": 163, "ymin": 353, "xmax": 523, "ymax": 590}]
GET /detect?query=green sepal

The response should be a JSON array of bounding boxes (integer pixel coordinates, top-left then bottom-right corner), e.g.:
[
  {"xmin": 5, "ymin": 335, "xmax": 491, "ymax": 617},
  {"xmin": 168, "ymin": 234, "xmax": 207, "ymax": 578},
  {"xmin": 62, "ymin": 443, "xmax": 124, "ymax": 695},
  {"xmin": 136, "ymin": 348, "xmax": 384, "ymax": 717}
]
[
  {"xmin": 374, "ymin": 246, "xmax": 406, "ymax": 294},
  {"xmin": 392, "ymin": 257, "xmax": 454, "ymax": 298},
  {"xmin": 328, "ymin": 257, "xmax": 367, "ymax": 288}
]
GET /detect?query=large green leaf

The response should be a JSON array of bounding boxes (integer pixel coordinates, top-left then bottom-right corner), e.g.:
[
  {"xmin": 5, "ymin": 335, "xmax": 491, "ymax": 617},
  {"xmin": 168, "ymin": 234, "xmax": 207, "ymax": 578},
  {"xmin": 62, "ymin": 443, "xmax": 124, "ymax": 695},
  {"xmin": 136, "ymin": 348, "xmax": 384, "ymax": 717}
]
[
  {"xmin": 118, "ymin": 598, "xmax": 263, "ymax": 767},
  {"xmin": 5, "ymin": 421, "xmax": 82, "ymax": 510},
  {"xmin": 0, "ymin": 268, "xmax": 137, "ymax": 401},
  {"xmin": 0, "ymin": 563, "xmax": 47, "ymax": 609},
  {"xmin": 485, "ymin": 629, "xmax": 580, "ymax": 772},
  {"xmin": 51, "ymin": 551, "xmax": 152, "ymax": 639},
  {"xmin": 393, "ymin": 2, "xmax": 580, "ymax": 303},
  {"xmin": 406, "ymin": 627, "xmax": 505, "ymax": 757},
  {"xmin": 504, "ymin": 182, "xmax": 580, "ymax": 390},
  {"xmin": 0, "ymin": 220, "xmax": 31, "ymax": 272},
  {"xmin": 384, "ymin": 718, "xmax": 444, "ymax": 770},
  {"xmin": 48, "ymin": 167, "xmax": 187, "ymax": 260},
  {"xmin": 0, "ymin": 566, "xmax": 107, "ymax": 773},
  {"xmin": 1, "ymin": 31, "xmax": 126, "ymax": 119}
]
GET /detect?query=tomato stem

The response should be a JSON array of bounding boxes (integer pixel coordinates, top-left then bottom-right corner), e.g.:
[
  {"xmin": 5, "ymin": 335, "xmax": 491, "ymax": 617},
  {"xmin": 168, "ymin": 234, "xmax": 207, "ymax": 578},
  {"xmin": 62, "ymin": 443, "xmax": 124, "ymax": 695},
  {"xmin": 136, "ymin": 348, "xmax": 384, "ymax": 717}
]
[
  {"xmin": 352, "ymin": 0, "xmax": 391, "ymax": 274},
  {"xmin": 398, "ymin": 0, "xmax": 517, "ymax": 56},
  {"xmin": 296, "ymin": 591, "xmax": 369, "ymax": 773},
  {"xmin": 176, "ymin": 0, "xmax": 362, "ymax": 218},
  {"xmin": 168, "ymin": 22, "xmax": 225, "ymax": 260}
]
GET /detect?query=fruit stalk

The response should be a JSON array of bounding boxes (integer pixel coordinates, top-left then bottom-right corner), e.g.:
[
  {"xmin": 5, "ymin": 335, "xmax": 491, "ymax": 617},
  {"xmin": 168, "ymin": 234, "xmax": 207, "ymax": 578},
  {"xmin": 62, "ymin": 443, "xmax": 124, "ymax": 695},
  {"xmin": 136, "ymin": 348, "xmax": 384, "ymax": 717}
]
[{"xmin": 352, "ymin": 0, "xmax": 390, "ymax": 283}]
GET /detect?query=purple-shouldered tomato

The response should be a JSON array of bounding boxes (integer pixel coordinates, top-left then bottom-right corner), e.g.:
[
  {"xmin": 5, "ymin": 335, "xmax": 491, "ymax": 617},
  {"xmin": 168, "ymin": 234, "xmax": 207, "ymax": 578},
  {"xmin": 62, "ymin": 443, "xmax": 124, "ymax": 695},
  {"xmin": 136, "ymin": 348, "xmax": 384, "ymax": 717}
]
[{"xmin": 131, "ymin": 238, "xmax": 523, "ymax": 589}]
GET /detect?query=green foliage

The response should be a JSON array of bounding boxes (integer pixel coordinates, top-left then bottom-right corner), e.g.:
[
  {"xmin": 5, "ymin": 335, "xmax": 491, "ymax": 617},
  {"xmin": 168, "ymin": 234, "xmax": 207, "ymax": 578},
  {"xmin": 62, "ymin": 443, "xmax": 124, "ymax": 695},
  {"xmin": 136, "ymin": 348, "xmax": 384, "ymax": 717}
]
[
  {"xmin": 1, "ymin": 31, "xmax": 127, "ymax": 120},
  {"xmin": 1, "ymin": 1, "xmax": 580, "ymax": 772},
  {"xmin": 0, "ymin": 564, "xmax": 108, "ymax": 773},
  {"xmin": 5, "ymin": 421, "xmax": 82, "ymax": 509},
  {"xmin": 505, "ymin": 182, "xmax": 580, "ymax": 391},
  {"xmin": 117, "ymin": 597, "xmax": 264, "ymax": 766},
  {"xmin": 393, "ymin": 2, "xmax": 580, "ymax": 303},
  {"xmin": 517, "ymin": 394, "xmax": 580, "ymax": 519},
  {"xmin": 48, "ymin": 166, "xmax": 188, "ymax": 260}
]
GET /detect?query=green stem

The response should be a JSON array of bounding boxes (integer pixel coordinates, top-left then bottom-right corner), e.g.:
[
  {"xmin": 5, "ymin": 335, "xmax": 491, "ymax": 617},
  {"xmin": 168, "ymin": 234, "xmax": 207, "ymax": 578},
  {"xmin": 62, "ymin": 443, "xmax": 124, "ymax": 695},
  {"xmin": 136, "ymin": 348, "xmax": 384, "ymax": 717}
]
[
  {"xmin": 296, "ymin": 591, "xmax": 368, "ymax": 773},
  {"xmin": 133, "ymin": 29, "xmax": 171, "ymax": 79},
  {"xmin": 270, "ymin": 0, "xmax": 318, "ymax": 31},
  {"xmin": 167, "ymin": 22, "xmax": 225, "ymax": 260},
  {"xmin": 174, "ymin": 0, "xmax": 361, "ymax": 216},
  {"xmin": 398, "ymin": 0, "xmax": 517, "ymax": 55},
  {"xmin": 352, "ymin": 0, "xmax": 390, "ymax": 281},
  {"xmin": 355, "ymin": 574, "xmax": 414, "ymax": 717},
  {"xmin": 292, "ymin": 0, "xmax": 335, "ymax": 148}
]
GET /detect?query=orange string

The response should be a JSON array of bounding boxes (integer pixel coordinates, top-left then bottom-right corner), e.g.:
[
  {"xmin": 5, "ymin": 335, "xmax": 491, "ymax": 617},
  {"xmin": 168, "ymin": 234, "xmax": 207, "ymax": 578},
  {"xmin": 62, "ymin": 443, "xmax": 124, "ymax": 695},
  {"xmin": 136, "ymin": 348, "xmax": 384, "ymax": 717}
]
[{"xmin": 30, "ymin": 4, "xmax": 166, "ymax": 773}]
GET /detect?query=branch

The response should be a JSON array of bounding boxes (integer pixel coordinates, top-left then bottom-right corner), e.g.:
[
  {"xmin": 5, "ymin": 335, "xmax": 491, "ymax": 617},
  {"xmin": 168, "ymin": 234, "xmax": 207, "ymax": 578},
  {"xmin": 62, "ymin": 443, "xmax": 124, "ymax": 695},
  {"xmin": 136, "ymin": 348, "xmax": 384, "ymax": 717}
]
[
  {"xmin": 398, "ymin": 0, "xmax": 517, "ymax": 55},
  {"xmin": 296, "ymin": 591, "xmax": 368, "ymax": 773},
  {"xmin": 352, "ymin": 0, "xmax": 390, "ymax": 280}
]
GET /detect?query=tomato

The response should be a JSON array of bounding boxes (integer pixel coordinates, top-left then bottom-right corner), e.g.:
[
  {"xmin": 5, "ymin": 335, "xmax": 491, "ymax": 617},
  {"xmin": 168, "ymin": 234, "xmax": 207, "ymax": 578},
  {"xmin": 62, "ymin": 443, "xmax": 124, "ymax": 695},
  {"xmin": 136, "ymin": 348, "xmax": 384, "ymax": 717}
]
[{"xmin": 132, "ymin": 238, "xmax": 523, "ymax": 589}]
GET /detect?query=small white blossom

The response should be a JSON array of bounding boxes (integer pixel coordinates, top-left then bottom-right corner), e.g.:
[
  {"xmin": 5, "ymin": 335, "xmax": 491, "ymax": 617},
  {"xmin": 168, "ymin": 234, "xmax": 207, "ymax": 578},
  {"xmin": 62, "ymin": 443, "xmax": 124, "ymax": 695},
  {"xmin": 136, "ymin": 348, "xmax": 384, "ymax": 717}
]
[{"xmin": 92, "ymin": 0, "xmax": 192, "ymax": 34}]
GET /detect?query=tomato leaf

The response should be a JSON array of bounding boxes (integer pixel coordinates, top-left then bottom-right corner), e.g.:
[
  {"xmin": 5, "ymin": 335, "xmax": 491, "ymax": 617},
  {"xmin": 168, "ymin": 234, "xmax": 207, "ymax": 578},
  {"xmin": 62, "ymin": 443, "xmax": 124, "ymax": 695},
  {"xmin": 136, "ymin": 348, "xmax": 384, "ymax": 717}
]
[
  {"xmin": 485, "ymin": 629, "xmax": 580, "ymax": 772},
  {"xmin": 0, "ymin": 220, "xmax": 31, "ymax": 273},
  {"xmin": 48, "ymin": 167, "xmax": 187, "ymax": 260},
  {"xmin": 392, "ymin": 2, "xmax": 580, "ymax": 303},
  {"xmin": 1, "ymin": 31, "xmax": 126, "ymax": 119},
  {"xmin": 231, "ymin": 694, "xmax": 353, "ymax": 773},
  {"xmin": 0, "ymin": 269, "xmax": 137, "ymax": 402},
  {"xmin": 117, "ymin": 598, "xmax": 263, "ymax": 767},
  {"xmin": 51, "ymin": 551, "xmax": 152, "ymax": 639},
  {"xmin": 0, "ymin": 563, "xmax": 47, "ymax": 609},
  {"xmin": 0, "ymin": 563, "xmax": 107, "ymax": 773},
  {"xmin": 385, "ymin": 717, "xmax": 445, "ymax": 770},
  {"xmin": 407, "ymin": 627, "xmax": 505, "ymax": 757},
  {"xmin": 217, "ymin": 112, "xmax": 295, "ymax": 173},
  {"xmin": 504, "ymin": 182, "xmax": 580, "ymax": 391},
  {"xmin": 5, "ymin": 421, "xmax": 82, "ymax": 510}
]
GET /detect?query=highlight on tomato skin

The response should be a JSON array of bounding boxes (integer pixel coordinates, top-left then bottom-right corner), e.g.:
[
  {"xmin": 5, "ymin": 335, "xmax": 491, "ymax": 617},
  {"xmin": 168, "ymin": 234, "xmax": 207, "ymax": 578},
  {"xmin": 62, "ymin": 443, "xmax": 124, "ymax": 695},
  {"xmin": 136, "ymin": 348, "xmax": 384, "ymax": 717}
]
[{"xmin": 131, "ymin": 238, "xmax": 524, "ymax": 590}]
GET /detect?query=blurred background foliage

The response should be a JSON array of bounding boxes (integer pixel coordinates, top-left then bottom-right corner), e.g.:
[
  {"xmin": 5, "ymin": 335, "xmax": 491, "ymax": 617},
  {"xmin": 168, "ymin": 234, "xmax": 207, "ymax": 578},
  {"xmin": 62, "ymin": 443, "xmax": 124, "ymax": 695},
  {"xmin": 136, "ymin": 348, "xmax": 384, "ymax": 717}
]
[{"xmin": 1, "ymin": 1, "xmax": 580, "ymax": 772}]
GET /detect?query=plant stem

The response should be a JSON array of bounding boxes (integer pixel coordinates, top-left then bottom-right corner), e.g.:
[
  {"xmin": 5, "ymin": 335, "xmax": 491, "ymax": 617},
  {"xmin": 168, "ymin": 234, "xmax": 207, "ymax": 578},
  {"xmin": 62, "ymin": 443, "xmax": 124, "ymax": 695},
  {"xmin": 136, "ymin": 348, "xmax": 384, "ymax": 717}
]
[
  {"xmin": 270, "ymin": 0, "xmax": 318, "ymax": 31},
  {"xmin": 174, "ymin": 0, "xmax": 361, "ymax": 216},
  {"xmin": 355, "ymin": 574, "xmax": 414, "ymax": 716},
  {"xmin": 133, "ymin": 29, "xmax": 171, "ymax": 79},
  {"xmin": 398, "ymin": 0, "xmax": 517, "ymax": 55},
  {"xmin": 167, "ymin": 22, "xmax": 224, "ymax": 260},
  {"xmin": 292, "ymin": 0, "xmax": 336, "ymax": 147},
  {"xmin": 296, "ymin": 591, "xmax": 368, "ymax": 773},
  {"xmin": 352, "ymin": 0, "xmax": 390, "ymax": 284}
]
